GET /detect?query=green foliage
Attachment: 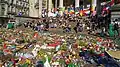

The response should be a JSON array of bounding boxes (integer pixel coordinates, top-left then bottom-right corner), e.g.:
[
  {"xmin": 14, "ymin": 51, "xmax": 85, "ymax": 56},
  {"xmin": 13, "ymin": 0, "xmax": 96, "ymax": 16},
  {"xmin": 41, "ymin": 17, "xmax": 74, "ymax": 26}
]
[
  {"xmin": 0, "ymin": 38, "xmax": 3, "ymax": 44},
  {"xmin": 60, "ymin": 43, "xmax": 67, "ymax": 51},
  {"xmin": 91, "ymin": 39, "xmax": 97, "ymax": 44},
  {"xmin": 78, "ymin": 40, "xmax": 87, "ymax": 46},
  {"xmin": 59, "ymin": 59, "xmax": 65, "ymax": 64},
  {"xmin": 37, "ymin": 49, "xmax": 52, "ymax": 63},
  {"xmin": 38, "ymin": 49, "xmax": 46, "ymax": 57}
]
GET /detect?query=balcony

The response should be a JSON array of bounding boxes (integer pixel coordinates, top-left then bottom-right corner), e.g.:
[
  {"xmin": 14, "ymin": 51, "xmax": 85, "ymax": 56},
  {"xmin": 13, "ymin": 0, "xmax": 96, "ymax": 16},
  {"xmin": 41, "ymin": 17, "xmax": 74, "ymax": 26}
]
[
  {"xmin": 0, "ymin": 9, "xmax": 5, "ymax": 16},
  {"xmin": 7, "ymin": 8, "xmax": 16, "ymax": 15},
  {"xmin": 0, "ymin": 0, "xmax": 8, "ymax": 4}
]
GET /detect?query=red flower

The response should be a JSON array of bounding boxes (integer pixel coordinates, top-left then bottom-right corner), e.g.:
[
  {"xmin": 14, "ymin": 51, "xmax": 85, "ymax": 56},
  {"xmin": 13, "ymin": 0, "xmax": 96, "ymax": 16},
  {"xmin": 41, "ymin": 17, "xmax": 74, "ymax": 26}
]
[{"xmin": 3, "ymin": 43, "xmax": 7, "ymax": 49}]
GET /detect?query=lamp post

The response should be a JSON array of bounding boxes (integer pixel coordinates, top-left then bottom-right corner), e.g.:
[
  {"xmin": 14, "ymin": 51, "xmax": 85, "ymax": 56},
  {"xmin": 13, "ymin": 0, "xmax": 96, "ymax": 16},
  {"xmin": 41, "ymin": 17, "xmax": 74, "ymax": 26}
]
[
  {"xmin": 39, "ymin": 0, "xmax": 42, "ymax": 18},
  {"xmin": 96, "ymin": 0, "xmax": 101, "ymax": 15},
  {"xmin": 47, "ymin": 0, "xmax": 49, "ymax": 17}
]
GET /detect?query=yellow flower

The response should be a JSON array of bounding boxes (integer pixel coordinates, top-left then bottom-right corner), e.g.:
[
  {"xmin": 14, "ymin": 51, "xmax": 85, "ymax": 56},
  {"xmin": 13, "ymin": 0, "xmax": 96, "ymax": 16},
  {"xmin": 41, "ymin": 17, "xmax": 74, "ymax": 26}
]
[{"xmin": 26, "ymin": 59, "xmax": 31, "ymax": 64}]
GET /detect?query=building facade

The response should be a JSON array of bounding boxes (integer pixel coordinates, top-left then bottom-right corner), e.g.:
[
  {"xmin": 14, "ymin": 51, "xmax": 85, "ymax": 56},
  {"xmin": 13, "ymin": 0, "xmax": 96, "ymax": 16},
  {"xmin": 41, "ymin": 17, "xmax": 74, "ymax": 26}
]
[
  {"xmin": 0, "ymin": 0, "xmax": 29, "ymax": 23},
  {"xmin": 0, "ymin": 0, "xmax": 29, "ymax": 17},
  {"xmin": 0, "ymin": 0, "xmax": 44, "ymax": 24}
]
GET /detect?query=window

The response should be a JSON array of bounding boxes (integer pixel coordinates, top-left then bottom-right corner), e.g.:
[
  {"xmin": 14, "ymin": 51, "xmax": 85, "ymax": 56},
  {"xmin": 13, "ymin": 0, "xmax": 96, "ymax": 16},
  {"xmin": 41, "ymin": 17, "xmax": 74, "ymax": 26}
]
[
  {"xmin": 18, "ymin": 1, "xmax": 20, "ymax": 5},
  {"xmin": 22, "ymin": 9, "xmax": 24, "ymax": 12},
  {"xmin": 8, "ymin": 0, "xmax": 12, "ymax": 4},
  {"xmin": 1, "ymin": 0, "xmax": 4, "ymax": 3},
  {"xmin": 26, "ymin": 10, "xmax": 28, "ymax": 16},
  {"xmin": 1, "ymin": 4, "xmax": 5, "ymax": 15},
  {"xmin": 25, "ymin": 3, "xmax": 27, "ymax": 7},
  {"xmin": 12, "ymin": 7, "xmax": 15, "ymax": 12},
  {"xmin": 8, "ymin": 6, "xmax": 12, "ymax": 13},
  {"xmin": 21, "ymin": 2, "xmax": 24, "ymax": 6},
  {"xmin": 20, "ymin": 1, "xmax": 22, "ymax": 5},
  {"xmin": 26, "ymin": 3, "xmax": 29, "ymax": 8},
  {"xmin": 16, "ymin": 1, "xmax": 18, "ymax": 6},
  {"xmin": 16, "ymin": 8, "xmax": 18, "ymax": 14},
  {"xmin": 23, "ymin": 2, "xmax": 25, "ymax": 7},
  {"xmin": 1, "ymin": 4, "xmax": 5, "ymax": 9},
  {"xmin": 7, "ymin": 5, "xmax": 10, "ymax": 11},
  {"xmin": 11, "ymin": 0, "xmax": 13, "ymax": 3}
]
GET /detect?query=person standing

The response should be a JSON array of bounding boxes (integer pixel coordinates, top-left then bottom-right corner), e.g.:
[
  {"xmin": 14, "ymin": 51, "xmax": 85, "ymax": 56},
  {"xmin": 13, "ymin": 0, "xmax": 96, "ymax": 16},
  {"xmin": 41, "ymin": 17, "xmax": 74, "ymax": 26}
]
[
  {"xmin": 114, "ymin": 19, "xmax": 119, "ymax": 36},
  {"xmin": 0, "ymin": 60, "xmax": 3, "ymax": 67},
  {"xmin": 45, "ymin": 20, "xmax": 49, "ymax": 31}
]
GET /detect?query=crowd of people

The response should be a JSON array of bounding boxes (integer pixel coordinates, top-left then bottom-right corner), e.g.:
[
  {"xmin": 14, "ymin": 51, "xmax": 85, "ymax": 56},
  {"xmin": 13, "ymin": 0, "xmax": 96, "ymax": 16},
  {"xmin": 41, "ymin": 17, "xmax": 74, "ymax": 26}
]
[
  {"xmin": 22, "ymin": 16, "xmax": 88, "ymax": 34},
  {"xmin": 21, "ymin": 14, "xmax": 120, "ymax": 38}
]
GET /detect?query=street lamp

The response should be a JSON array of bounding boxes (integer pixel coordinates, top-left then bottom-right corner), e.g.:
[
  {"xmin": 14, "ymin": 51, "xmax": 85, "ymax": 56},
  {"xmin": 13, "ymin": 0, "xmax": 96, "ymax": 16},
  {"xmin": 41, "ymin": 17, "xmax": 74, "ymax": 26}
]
[
  {"xmin": 47, "ymin": 0, "xmax": 49, "ymax": 17},
  {"xmin": 96, "ymin": 0, "xmax": 101, "ymax": 15},
  {"xmin": 90, "ymin": 0, "xmax": 92, "ymax": 15}
]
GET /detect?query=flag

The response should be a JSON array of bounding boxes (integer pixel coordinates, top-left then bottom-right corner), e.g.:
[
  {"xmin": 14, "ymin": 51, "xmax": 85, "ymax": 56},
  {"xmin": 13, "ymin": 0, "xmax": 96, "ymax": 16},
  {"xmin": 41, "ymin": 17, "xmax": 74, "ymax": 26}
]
[
  {"xmin": 60, "ymin": 7, "xmax": 65, "ymax": 11},
  {"xmin": 69, "ymin": 10, "xmax": 75, "ymax": 14},
  {"xmin": 83, "ymin": 9, "xmax": 91, "ymax": 15},
  {"xmin": 68, "ymin": 8, "xmax": 71, "ymax": 12},
  {"xmin": 80, "ymin": 10, "xmax": 83, "ymax": 16},
  {"xmin": 102, "ymin": 0, "xmax": 114, "ymax": 15},
  {"xmin": 68, "ymin": 7, "xmax": 75, "ymax": 14},
  {"xmin": 91, "ymin": 6, "xmax": 96, "ymax": 12},
  {"xmin": 75, "ymin": 7, "xmax": 80, "ymax": 14}
]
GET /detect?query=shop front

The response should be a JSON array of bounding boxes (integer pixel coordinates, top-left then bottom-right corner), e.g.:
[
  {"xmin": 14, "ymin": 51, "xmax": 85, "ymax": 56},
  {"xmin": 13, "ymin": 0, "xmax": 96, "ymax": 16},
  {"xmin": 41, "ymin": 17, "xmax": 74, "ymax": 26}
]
[{"xmin": 110, "ymin": 4, "xmax": 120, "ymax": 22}]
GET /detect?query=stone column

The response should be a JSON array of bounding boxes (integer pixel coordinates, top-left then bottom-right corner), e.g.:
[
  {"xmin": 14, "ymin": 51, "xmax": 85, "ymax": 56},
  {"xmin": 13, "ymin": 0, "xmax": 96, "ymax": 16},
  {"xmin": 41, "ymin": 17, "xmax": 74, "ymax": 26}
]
[
  {"xmin": 92, "ymin": 0, "xmax": 96, "ymax": 8},
  {"xmin": 91, "ymin": 0, "xmax": 97, "ymax": 12},
  {"xmin": 59, "ymin": 0, "xmax": 63, "ymax": 16},
  {"xmin": 59, "ymin": 0, "xmax": 63, "ymax": 8},
  {"xmin": 55, "ymin": 0, "xmax": 57, "ymax": 8},
  {"xmin": 75, "ymin": 0, "xmax": 79, "ymax": 8},
  {"xmin": 96, "ymin": 0, "xmax": 101, "ymax": 15},
  {"xmin": 48, "ymin": 0, "xmax": 53, "ymax": 11},
  {"xmin": 39, "ymin": 0, "xmax": 42, "ymax": 17}
]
